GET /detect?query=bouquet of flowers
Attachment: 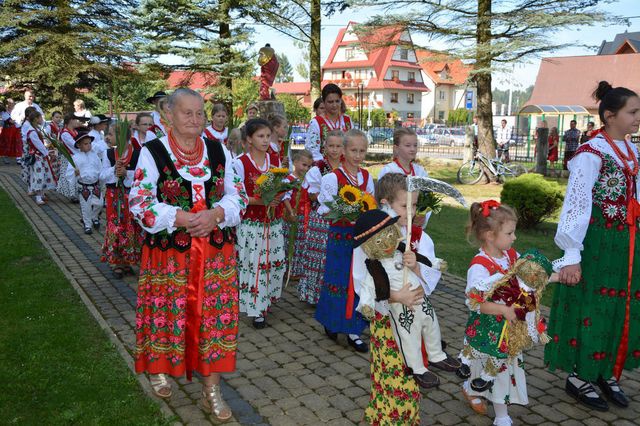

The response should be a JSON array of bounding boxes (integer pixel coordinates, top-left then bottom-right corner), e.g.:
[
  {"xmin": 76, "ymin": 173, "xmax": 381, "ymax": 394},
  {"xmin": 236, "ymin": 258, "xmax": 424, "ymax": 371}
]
[
  {"xmin": 323, "ymin": 184, "xmax": 377, "ymax": 223},
  {"xmin": 255, "ymin": 167, "xmax": 299, "ymax": 217}
]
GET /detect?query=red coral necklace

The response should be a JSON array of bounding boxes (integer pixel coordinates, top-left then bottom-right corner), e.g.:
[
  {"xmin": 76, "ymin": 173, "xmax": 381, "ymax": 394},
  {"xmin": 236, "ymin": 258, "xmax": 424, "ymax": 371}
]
[
  {"xmin": 168, "ymin": 129, "xmax": 204, "ymax": 166},
  {"xmin": 601, "ymin": 130, "xmax": 639, "ymax": 177}
]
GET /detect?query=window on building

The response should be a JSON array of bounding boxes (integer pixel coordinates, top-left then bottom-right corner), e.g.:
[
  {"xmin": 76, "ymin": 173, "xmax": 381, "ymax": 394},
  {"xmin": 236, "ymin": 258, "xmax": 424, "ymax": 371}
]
[
  {"xmin": 407, "ymin": 113, "xmax": 414, "ymax": 119},
  {"xmin": 332, "ymin": 71, "xmax": 340, "ymax": 80},
  {"xmin": 438, "ymin": 111, "xmax": 445, "ymax": 121},
  {"xmin": 408, "ymin": 72, "xmax": 415, "ymax": 82},
  {"xmin": 407, "ymin": 93, "xmax": 414, "ymax": 104},
  {"xmin": 345, "ymin": 48, "xmax": 355, "ymax": 60},
  {"xmin": 391, "ymin": 92, "xmax": 399, "ymax": 103},
  {"xmin": 342, "ymin": 70, "xmax": 346, "ymax": 79},
  {"xmin": 439, "ymin": 90, "xmax": 446, "ymax": 100},
  {"xmin": 400, "ymin": 48, "xmax": 408, "ymax": 60},
  {"xmin": 391, "ymin": 70, "xmax": 399, "ymax": 80}
]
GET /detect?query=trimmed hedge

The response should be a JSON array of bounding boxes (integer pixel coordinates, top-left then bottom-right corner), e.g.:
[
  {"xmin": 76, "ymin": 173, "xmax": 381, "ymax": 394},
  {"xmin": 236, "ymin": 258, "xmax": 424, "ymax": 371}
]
[{"xmin": 501, "ymin": 173, "xmax": 564, "ymax": 228}]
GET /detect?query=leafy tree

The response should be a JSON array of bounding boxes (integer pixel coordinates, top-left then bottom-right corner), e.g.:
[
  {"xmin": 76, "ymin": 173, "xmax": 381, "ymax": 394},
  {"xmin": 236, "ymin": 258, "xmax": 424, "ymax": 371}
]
[
  {"xmin": 276, "ymin": 54, "xmax": 294, "ymax": 83},
  {"xmin": 294, "ymin": 40, "xmax": 310, "ymax": 80},
  {"xmin": 86, "ymin": 67, "xmax": 168, "ymax": 114},
  {"xmin": 335, "ymin": 0, "xmax": 618, "ymax": 178},
  {"xmin": 493, "ymin": 85, "xmax": 534, "ymax": 115},
  {"xmin": 276, "ymin": 94, "xmax": 311, "ymax": 124},
  {"xmin": 0, "ymin": 0, "xmax": 137, "ymax": 111},
  {"xmin": 447, "ymin": 108, "xmax": 470, "ymax": 126},
  {"xmin": 232, "ymin": 77, "xmax": 259, "ymax": 121}
]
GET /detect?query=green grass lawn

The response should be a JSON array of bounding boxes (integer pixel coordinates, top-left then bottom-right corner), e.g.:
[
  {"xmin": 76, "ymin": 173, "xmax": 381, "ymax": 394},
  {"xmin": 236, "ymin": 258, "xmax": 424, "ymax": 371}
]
[{"xmin": 0, "ymin": 188, "xmax": 170, "ymax": 425}]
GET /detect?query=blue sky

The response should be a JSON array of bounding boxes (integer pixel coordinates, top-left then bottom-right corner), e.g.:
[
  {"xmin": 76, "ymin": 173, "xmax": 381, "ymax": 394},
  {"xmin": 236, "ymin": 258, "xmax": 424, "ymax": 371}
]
[{"xmin": 250, "ymin": 0, "xmax": 639, "ymax": 91}]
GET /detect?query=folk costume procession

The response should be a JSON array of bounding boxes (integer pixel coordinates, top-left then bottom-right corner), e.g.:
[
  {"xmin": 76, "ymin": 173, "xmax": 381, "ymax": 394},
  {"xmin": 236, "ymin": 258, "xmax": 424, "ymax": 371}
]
[{"xmin": 2, "ymin": 78, "xmax": 640, "ymax": 426}]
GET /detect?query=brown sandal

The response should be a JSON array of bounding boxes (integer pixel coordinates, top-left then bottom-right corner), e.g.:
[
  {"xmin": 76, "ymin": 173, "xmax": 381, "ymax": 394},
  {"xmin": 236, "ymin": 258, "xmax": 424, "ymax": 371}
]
[
  {"xmin": 201, "ymin": 383, "xmax": 232, "ymax": 422},
  {"xmin": 462, "ymin": 387, "xmax": 487, "ymax": 415},
  {"xmin": 149, "ymin": 374, "xmax": 172, "ymax": 399}
]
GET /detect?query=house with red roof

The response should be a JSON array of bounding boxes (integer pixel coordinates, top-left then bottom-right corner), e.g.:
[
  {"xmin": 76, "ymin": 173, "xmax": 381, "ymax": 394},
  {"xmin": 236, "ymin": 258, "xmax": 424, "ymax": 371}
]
[
  {"xmin": 522, "ymin": 30, "xmax": 640, "ymax": 131},
  {"xmin": 166, "ymin": 71, "xmax": 219, "ymax": 99},
  {"xmin": 321, "ymin": 22, "xmax": 429, "ymax": 123},
  {"xmin": 416, "ymin": 50, "xmax": 475, "ymax": 123}
]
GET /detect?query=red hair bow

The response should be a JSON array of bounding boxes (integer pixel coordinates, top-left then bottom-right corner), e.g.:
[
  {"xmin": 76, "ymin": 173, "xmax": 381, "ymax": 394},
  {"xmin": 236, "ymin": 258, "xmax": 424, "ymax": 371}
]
[{"xmin": 481, "ymin": 200, "xmax": 501, "ymax": 217}]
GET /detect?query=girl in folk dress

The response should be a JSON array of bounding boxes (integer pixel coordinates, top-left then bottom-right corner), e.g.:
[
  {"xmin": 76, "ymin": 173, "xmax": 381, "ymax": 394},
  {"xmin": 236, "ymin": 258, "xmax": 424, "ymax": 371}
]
[
  {"xmin": 545, "ymin": 82, "xmax": 640, "ymax": 412},
  {"xmin": 57, "ymin": 114, "xmax": 85, "ymax": 200},
  {"xmin": 315, "ymin": 129, "xmax": 373, "ymax": 353},
  {"xmin": 203, "ymin": 103, "xmax": 229, "ymax": 147},
  {"xmin": 267, "ymin": 113, "xmax": 289, "ymax": 167},
  {"xmin": 235, "ymin": 118, "xmax": 287, "ymax": 329},
  {"xmin": 131, "ymin": 112, "xmax": 155, "ymax": 150},
  {"xmin": 305, "ymin": 84, "xmax": 352, "ymax": 161},
  {"xmin": 461, "ymin": 202, "xmax": 528, "ymax": 426},
  {"xmin": 0, "ymin": 103, "xmax": 23, "ymax": 162},
  {"xmin": 282, "ymin": 149, "xmax": 314, "ymax": 280},
  {"xmin": 378, "ymin": 127, "xmax": 431, "ymax": 227},
  {"xmin": 24, "ymin": 110, "xmax": 56, "ymax": 205},
  {"xmin": 100, "ymin": 122, "xmax": 142, "ymax": 278},
  {"xmin": 297, "ymin": 130, "xmax": 343, "ymax": 304},
  {"xmin": 19, "ymin": 106, "xmax": 37, "ymax": 187}
]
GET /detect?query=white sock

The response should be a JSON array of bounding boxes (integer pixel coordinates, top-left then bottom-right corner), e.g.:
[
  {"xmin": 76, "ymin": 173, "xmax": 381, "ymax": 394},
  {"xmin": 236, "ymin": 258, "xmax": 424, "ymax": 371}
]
[
  {"xmin": 348, "ymin": 334, "xmax": 361, "ymax": 341},
  {"xmin": 568, "ymin": 374, "xmax": 599, "ymax": 398},
  {"xmin": 254, "ymin": 316, "xmax": 265, "ymax": 322},
  {"xmin": 607, "ymin": 376, "xmax": 621, "ymax": 392}
]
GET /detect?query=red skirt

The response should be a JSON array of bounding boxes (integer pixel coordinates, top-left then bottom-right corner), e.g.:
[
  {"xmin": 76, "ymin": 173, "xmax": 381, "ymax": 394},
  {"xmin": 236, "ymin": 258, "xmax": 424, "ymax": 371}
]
[
  {"xmin": 101, "ymin": 186, "xmax": 143, "ymax": 266},
  {"xmin": 0, "ymin": 126, "xmax": 23, "ymax": 157},
  {"xmin": 134, "ymin": 241, "xmax": 239, "ymax": 377}
]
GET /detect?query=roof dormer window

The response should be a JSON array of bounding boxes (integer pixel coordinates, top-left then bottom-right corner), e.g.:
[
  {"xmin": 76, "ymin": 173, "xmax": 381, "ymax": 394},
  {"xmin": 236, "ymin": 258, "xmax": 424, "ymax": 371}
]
[{"xmin": 400, "ymin": 48, "xmax": 408, "ymax": 60}]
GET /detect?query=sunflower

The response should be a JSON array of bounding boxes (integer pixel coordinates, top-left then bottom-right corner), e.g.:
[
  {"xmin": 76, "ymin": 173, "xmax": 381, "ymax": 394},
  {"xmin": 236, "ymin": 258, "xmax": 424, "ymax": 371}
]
[
  {"xmin": 360, "ymin": 193, "xmax": 377, "ymax": 212},
  {"xmin": 255, "ymin": 174, "xmax": 268, "ymax": 187},
  {"xmin": 339, "ymin": 185, "xmax": 362, "ymax": 205},
  {"xmin": 270, "ymin": 167, "xmax": 290, "ymax": 175}
]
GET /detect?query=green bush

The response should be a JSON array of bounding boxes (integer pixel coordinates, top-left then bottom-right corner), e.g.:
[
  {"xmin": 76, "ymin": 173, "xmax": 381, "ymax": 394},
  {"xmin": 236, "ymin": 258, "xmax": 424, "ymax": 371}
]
[{"xmin": 500, "ymin": 173, "xmax": 564, "ymax": 228}]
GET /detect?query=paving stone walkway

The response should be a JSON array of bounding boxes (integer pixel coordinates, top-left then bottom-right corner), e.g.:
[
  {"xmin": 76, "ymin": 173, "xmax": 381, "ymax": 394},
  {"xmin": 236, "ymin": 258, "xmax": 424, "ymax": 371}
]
[{"xmin": 2, "ymin": 163, "xmax": 640, "ymax": 425}]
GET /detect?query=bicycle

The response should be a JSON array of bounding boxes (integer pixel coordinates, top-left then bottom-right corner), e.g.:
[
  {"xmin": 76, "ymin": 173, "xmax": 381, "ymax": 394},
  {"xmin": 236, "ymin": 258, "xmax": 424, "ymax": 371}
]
[{"xmin": 457, "ymin": 150, "xmax": 528, "ymax": 184}]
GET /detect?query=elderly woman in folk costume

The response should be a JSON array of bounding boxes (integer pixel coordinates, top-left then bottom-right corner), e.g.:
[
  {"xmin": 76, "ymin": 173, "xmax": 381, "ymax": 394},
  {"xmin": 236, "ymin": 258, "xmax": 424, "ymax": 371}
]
[
  {"xmin": 129, "ymin": 88, "xmax": 247, "ymax": 422},
  {"xmin": 305, "ymin": 83, "xmax": 352, "ymax": 162}
]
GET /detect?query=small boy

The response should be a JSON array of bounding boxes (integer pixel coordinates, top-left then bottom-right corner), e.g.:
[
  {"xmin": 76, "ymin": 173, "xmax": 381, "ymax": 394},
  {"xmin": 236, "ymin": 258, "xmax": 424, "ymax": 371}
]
[
  {"xmin": 353, "ymin": 172, "xmax": 461, "ymax": 388},
  {"xmin": 283, "ymin": 149, "xmax": 314, "ymax": 279},
  {"xmin": 67, "ymin": 132, "xmax": 103, "ymax": 234}
]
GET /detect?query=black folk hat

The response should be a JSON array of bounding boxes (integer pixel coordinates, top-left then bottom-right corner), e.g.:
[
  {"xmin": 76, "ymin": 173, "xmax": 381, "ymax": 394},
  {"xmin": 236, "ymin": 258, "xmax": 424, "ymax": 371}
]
[
  {"xmin": 353, "ymin": 209, "xmax": 400, "ymax": 248},
  {"xmin": 74, "ymin": 131, "xmax": 94, "ymax": 148},
  {"xmin": 146, "ymin": 91, "xmax": 168, "ymax": 104}
]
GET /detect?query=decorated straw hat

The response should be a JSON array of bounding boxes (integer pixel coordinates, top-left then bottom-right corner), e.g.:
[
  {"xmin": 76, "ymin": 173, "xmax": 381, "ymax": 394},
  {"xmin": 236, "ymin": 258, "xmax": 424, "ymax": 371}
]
[{"xmin": 353, "ymin": 209, "xmax": 400, "ymax": 248}]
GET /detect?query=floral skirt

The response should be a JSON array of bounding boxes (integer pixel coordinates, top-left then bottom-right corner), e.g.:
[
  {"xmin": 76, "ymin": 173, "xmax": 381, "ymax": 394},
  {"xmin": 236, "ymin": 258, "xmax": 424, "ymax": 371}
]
[
  {"xmin": 460, "ymin": 343, "xmax": 528, "ymax": 406},
  {"xmin": 101, "ymin": 186, "xmax": 143, "ymax": 266},
  {"xmin": 365, "ymin": 312, "xmax": 421, "ymax": 426},
  {"xmin": 56, "ymin": 156, "xmax": 76, "ymax": 199},
  {"xmin": 0, "ymin": 126, "xmax": 22, "ymax": 157},
  {"xmin": 544, "ymin": 206, "xmax": 640, "ymax": 380},
  {"xmin": 296, "ymin": 211, "xmax": 329, "ymax": 304},
  {"xmin": 283, "ymin": 213, "xmax": 307, "ymax": 279},
  {"xmin": 237, "ymin": 218, "xmax": 286, "ymax": 318},
  {"xmin": 315, "ymin": 224, "xmax": 368, "ymax": 335},
  {"xmin": 28, "ymin": 155, "xmax": 56, "ymax": 193},
  {"xmin": 134, "ymin": 243, "xmax": 239, "ymax": 377}
]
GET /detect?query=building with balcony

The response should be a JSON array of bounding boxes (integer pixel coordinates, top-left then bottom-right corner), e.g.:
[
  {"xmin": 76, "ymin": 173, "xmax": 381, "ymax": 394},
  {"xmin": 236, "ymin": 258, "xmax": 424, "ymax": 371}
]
[
  {"xmin": 321, "ymin": 22, "xmax": 429, "ymax": 124},
  {"xmin": 417, "ymin": 50, "xmax": 475, "ymax": 123}
]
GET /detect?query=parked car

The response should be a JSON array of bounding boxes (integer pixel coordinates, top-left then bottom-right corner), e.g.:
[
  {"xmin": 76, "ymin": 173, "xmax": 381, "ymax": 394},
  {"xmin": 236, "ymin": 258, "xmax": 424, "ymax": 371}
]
[
  {"xmin": 368, "ymin": 127, "xmax": 394, "ymax": 144},
  {"xmin": 289, "ymin": 126, "xmax": 307, "ymax": 145},
  {"xmin": 433, "ymin": 127, "xmax": 466, "ymax": 147},
  {"xmin": 422, "ymin": 123, "xmax": 446, "ymax": 135}
]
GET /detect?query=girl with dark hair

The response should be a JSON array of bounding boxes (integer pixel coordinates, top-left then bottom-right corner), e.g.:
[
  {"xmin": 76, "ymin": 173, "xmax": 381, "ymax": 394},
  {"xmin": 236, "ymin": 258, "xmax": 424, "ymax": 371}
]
[
  {"xmin": 203, "ymin": 103, "xmax": 229, "ymax": 147},
  {"xmin": 234, "ymin": 118, "xmax": 287, "ymax": 329},
  {"xmin": 24, "ymin": 110, "xmax": 56, "ymax": 204},
  {"xmin": 305, "ymin": 83, "xmax": 352, "ymax": 161},
  {"xmin": 545, "ymin": 81, "xmax": 640, "ymax": 412}
]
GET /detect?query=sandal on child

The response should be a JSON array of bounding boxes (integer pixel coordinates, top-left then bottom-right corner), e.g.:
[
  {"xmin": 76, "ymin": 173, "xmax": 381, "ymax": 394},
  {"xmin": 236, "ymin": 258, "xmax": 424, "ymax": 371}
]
[
  {"xmin": 462, "ymin": 387, "xmax": 487, "ymax": 415},
  {"xmin": 149, "ymin": 374, "xmax": 172, "ymax": 399},
  {"xmin": 201, "ymin": 383, "xmax": 232, "ymax": 422}
]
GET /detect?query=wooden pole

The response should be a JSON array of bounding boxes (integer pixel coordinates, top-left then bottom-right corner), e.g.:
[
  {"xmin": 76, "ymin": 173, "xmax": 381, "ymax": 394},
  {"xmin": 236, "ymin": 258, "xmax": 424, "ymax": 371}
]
[{"xmin": 403, "ymin": 189, "xmax": 413, "ymax": 286}]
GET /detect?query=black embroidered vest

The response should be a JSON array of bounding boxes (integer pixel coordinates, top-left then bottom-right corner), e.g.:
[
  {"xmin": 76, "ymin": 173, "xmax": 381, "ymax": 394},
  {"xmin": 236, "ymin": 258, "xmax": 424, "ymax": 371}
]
[{"xmin": 143, "ymin": 137, "xmax": 235, "ymax": 252}]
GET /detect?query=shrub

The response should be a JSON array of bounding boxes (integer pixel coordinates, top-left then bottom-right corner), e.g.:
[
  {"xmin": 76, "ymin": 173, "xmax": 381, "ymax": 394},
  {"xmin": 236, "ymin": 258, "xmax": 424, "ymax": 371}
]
[{"xmin": 500, "ymin": 173, "xmax": 564, "ymax": 228}]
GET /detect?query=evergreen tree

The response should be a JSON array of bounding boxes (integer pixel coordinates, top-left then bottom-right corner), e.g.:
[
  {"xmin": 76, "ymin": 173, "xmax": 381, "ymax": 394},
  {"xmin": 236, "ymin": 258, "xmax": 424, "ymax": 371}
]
[
  {"xmin": 0, "ymin": 0, "xmax": 137, "ymax": 111},
  {"xmin": 333, "ymin": 0, "xmax": 619, "ymax": 172},
  {"xmin": 135, "ymin": 0, "xmax": 254, "ymax": 105},
  {"xmin": 276, "ymin": 54, "xmax": 294, "ymax": 83}
]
